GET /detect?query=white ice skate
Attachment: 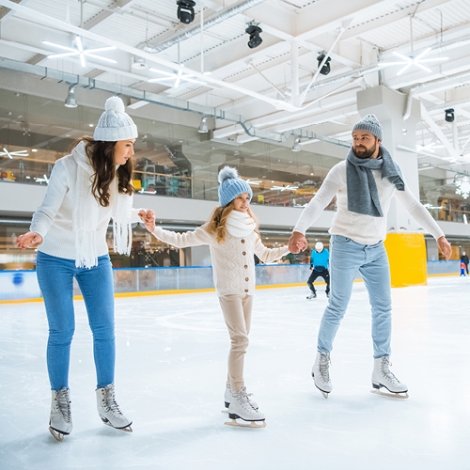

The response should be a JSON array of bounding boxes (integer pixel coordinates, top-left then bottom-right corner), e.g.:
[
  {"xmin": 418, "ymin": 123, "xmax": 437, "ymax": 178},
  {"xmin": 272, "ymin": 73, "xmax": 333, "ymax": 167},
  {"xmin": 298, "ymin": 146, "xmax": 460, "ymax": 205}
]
[
  {"xmin": 306, "ymin": 293, "xmax": 317, "ymax": 299},
  {"xmin": 49, "ymin": 388, "xmax": 72, "ymax": 442},
  {"xmin": 225, "ymin": 389, "xmax": 266, "ymax": 429},
  {"xmin": 371, "ymin": 356, "xmax": 408, "ymax": 399},
  {"xmin": 312, "ymin": 352, "xmax": 332, "ymax": 399},
  {"xmin": 224, "ymin": 383, "xmax": 258, "ymax": 410},
  {"xmin": 96, "ymin": 384, "xmax": 133, "ymax": 432}
]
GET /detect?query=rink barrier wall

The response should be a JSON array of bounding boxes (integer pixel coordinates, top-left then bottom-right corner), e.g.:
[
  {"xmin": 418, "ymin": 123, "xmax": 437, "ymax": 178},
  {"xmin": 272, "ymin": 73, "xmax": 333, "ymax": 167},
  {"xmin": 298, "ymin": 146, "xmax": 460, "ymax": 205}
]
[{"xmin": 0, "ymin": 261, "xmax": 461, "ymax": 303}]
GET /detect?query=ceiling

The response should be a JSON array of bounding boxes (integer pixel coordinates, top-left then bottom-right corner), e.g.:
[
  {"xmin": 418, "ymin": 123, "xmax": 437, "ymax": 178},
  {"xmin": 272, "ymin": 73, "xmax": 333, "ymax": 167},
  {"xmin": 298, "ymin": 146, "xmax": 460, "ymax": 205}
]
[{"xmin": 1, "ymin": 0, "xmax": 470, "ymax": 180}]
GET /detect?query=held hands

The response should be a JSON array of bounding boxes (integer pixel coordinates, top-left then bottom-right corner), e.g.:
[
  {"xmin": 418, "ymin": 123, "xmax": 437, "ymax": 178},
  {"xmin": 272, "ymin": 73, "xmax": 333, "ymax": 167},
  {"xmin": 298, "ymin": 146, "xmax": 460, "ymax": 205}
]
[
  {"xmin": 138, "ymin": 209, "xmax": 156, "ymax": 232},
  {"xmin": 437, "ymin": 236, "xmax": 452, "ymax": 261},
  {"xmin": 16, "ymin": 232, "xmax": 43, "ymax": 250},
  {"xmin": 288, "ymin": 231, "xmax": 308, "ymax": 254}
]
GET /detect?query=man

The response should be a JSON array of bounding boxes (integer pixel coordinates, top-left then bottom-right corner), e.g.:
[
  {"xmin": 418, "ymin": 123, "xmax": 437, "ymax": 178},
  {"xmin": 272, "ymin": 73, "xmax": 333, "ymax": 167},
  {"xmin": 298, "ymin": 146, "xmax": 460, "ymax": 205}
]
[
  {"xmin": 288, "ymin": 114, "xmax": 452, "ymax": 399},
  {"xmin": 306, "ymin": 242, "xmax": 330, "ymax": 299},
  {"xmin": 460, "ymin": 251, "xmax": 469, "ymax": 275}
]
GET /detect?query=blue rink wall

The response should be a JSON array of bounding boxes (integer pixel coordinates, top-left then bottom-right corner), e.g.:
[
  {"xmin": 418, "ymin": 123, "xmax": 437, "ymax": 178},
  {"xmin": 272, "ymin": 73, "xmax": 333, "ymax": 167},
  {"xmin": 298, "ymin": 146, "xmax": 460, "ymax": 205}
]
[{"xmin": 0, "ymin": 260, "xmax": 461, "ymax": 301}]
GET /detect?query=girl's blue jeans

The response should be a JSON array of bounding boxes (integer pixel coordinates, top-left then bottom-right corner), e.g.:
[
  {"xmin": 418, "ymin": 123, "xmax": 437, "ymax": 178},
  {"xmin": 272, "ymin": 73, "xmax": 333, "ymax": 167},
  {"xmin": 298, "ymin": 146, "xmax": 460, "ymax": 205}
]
[
  {"xmin": 36, "ymin": 251, "xmax": 115, "ymax": 390},
  {"xmin": 317, "ymin": 235, "xmax": 392, "ymax": 359}
]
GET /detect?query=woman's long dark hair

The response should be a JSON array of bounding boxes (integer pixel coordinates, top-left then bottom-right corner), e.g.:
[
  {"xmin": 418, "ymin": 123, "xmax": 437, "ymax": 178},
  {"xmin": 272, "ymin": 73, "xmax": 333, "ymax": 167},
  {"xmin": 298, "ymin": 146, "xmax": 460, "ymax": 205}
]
[{"xmin": 76, "ymin": 136, "xmax": 134, "ymax": 207}]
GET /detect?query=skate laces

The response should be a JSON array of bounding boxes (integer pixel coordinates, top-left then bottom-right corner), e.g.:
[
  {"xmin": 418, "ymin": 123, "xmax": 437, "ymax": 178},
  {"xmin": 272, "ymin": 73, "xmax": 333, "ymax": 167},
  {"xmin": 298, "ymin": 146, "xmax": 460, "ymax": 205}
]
[
  {"xmin": 380, "ymin": 358, "xmax": 400, "ymax": 384},
  {"xmin": 318, "ymin": 354, "xmax": 331, "ymax": 382},
  {"xmin": 102, "ymin": 385, "xmax": 123, "ymax": 415},
  {"xmin": 235, "ymin": 388, "xmax": 257, "ymax": 411},
  {"xmin": 55, "ymin": 389, "xmax": 72, "ymax": 423}
]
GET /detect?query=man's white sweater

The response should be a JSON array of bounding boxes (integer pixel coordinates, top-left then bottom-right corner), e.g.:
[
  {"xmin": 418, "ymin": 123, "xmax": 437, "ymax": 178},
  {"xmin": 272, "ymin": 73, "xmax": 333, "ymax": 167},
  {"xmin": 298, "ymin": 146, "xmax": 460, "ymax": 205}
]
[
  {"xmin": 294, "ymin": 160, "xmax": 444, "ymax": 244},
  {"xmin": 152, "ymin": 225, "xmax": 289, "ymax": 296}
]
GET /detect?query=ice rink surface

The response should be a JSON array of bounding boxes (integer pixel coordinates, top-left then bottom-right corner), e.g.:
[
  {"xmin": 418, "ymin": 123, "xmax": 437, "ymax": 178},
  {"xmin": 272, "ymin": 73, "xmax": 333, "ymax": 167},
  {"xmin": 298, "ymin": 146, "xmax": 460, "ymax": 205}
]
[{"xmin": 1, "ymin": 276, "xmax": 469, "ymax": 470}]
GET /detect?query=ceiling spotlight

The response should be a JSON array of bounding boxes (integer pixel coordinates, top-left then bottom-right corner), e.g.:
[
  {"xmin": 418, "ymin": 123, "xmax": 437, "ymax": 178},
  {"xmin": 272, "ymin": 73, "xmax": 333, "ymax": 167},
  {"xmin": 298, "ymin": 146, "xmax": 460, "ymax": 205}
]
[
  {"xmin": 445, "ymin": 108, "xmax": 455, "ymax": 123},
  {"xmin": 245, "ymin": 24, "xmax": 263, "ymax": 49},
  {"xmin": 177, "ymin": 0, "xmax": 196, "ymax": 24},
  {"xmin": 292, "ymin": 137, "xmax": 301, "ymax": 152},
  {"xmin": 317, "ymin": 53, "xmax": 331, "ymax": 75},
  {"xmin": 64, "ymin": 84, "xmax": 77, "ymax": 108},
  {"xmin": 132, "ymin": 57, "xmax": 148, "ymax": 70},
  {"xmin": 198, "ymin": 116, "xmax": 209, "ymax": 134}
]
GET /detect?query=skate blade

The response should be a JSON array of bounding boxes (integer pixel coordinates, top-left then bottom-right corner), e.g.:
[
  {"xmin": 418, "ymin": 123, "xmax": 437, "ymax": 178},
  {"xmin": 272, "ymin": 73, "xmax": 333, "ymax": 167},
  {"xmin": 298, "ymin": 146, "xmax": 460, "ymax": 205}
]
[
  {"xmin": 370, "ymin": 388, "xmax": 409, "ymax": 399},
  {"xmin": 101, "ymin": 418, "xmax": 133, "ymax": 432},
  {"xmin": 224, "ymin": 418, "xmax": 266, "ymax": 429},
  {"xmin": 49, "ymin": 426, "xmax": 68, "ymax": 442}
]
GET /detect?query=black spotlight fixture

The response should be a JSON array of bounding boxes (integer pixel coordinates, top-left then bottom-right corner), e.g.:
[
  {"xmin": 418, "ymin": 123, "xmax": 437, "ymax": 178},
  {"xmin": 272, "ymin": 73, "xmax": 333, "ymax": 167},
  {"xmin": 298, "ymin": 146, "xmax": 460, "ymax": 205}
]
[
  {"xmin": 445, "ymin": 108, "xmax": 455, "ymax": 123},
  {"xmin": 177, "ymin": 0, "xmax": 195, "ymax": 24},
  {"xmin": 245, "ymin": 24, "xmax": 263, "ymax": 49},
  {"xmin": 317, "ymin": 53, "xmax": 331, "ymax": 75}
]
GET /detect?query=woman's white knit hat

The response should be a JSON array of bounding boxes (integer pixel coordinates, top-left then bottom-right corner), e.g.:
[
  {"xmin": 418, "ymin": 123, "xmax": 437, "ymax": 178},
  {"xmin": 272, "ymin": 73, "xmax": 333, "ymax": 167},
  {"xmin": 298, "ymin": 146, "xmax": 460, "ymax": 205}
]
[{"xmin": 94, "ymin": 96, "xmax": 138, "ymax": 142}]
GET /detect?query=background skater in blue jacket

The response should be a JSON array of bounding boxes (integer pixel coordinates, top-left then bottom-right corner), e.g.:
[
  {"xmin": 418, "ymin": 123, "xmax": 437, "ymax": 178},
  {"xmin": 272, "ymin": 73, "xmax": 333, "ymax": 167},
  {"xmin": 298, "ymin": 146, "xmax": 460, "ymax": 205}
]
[{"xmin": 306, "ymin": 242, "xmax": 330, "ymax": 299}]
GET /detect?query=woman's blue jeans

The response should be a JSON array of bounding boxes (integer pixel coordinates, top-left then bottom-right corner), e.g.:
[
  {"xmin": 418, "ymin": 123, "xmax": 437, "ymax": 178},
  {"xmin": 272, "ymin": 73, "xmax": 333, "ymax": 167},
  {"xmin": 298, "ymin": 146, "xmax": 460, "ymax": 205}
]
[
  {"xmin": 36, "ymin": 252, "xmax": 115, "ymax": 390},
  {"xmin": 317, "ymin": 235, "xmax": 392, "ymax": 359}
]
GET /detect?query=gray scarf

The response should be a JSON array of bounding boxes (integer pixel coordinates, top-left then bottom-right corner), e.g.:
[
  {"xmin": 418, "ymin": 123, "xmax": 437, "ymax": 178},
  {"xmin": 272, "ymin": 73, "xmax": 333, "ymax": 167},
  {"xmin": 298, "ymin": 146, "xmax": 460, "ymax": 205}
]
[{"xmin": 346, "ymin": 145, "xmax": 404, "ymax": 217}]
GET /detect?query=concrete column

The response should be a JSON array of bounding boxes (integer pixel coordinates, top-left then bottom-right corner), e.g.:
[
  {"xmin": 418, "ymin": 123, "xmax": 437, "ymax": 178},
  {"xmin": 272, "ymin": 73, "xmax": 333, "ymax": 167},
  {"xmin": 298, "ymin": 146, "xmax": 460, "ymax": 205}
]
[{"xmin": 356, "ymin": 85, "xmax": 427, "ymax": 287}]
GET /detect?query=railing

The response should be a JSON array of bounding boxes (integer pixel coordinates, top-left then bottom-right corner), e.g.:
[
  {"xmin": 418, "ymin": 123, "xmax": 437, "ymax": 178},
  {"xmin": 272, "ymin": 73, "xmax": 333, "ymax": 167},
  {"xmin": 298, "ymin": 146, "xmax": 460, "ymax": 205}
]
[{"xmin": 0, "ymin": 261, "xmax": 461, "ymax": 301}]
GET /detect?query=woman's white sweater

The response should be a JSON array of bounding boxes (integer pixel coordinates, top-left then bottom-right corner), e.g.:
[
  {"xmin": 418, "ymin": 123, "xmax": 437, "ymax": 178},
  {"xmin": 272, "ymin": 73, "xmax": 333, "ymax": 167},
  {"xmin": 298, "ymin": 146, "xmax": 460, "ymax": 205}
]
[
  {"xmin": 294, "ymin": 160, "xmax": 445, "ymax": 244},
  {"xmin": 152, "ymin": 225, "xmax": 289, "ymax": 296},
  {"xmin": 30, "ymin": 151, "xmax": 140, "ymax": 261}
]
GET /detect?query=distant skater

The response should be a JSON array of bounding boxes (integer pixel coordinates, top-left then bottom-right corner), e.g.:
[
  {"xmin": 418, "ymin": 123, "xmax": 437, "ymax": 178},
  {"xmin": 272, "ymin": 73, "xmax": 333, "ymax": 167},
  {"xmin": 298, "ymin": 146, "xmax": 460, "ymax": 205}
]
[
  {"xmin": 139, "ymin": 167, "xmax": 289, "ymax": 428},
  {"xmin": 289, "ymin": 114, "xmax": 452, "ymax": 399},
  {"xmin": 16, "ymin": 97, "xmax": 141, "ymax": 441},
  {"xmin": 306, "ymin": 242, "xmax": 330, "ymax": 299}
]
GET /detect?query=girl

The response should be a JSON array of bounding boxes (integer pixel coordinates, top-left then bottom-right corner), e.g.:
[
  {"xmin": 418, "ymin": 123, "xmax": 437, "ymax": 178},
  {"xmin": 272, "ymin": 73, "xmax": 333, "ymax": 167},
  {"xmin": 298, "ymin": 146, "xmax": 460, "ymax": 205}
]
[
  {"xmin": 17, "ymin": 96, "xmax": 140, "ymax": 441},
  {"xmin": 139, "ymin": 166, "xmax": 289, "ymax": 428}
]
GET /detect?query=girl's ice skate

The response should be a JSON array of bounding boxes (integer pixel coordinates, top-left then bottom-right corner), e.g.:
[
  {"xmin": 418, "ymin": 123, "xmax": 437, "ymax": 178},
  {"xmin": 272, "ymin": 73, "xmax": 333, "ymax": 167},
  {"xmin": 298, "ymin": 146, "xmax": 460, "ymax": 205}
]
[
  {"xmin": 224, "ymin": 383, "xmax": 258, "ymax": 410},
  {"xmin": 371, "ymin": 356, "xmax": 408, "ymax": 399},
  {"xmin": 49, "ymin": 388, "xmax": 72, "ymax": 442},
  {"xmin": 96, "ymin": 384, "xmax": 133, "ymax": 432},
  {"xmin": 312, "ymin": 352, "xmax": 332, "ymax": 398},
  {"xmin": 225, "ymin": 388, "xmax": 266, "ymax": 428}
]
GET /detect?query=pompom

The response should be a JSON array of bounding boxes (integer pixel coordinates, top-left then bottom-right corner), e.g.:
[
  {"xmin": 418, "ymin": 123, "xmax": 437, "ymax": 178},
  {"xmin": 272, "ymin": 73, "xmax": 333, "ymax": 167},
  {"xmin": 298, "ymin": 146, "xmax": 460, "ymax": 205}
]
[
  {"xmin": 218, "ymin": 166, "xmax": 239, "ymax": 184},
  {"xmin": 105, "ymin": 96, "xmax": 125, "ymax": 114}
]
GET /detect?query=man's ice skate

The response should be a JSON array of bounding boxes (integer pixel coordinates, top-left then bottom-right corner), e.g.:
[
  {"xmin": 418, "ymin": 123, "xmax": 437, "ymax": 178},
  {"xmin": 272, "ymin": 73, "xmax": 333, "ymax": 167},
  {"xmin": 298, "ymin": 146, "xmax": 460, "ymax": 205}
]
[
  {"xmin": 225, "ymin": 388, "xmax": 266, "ymax": 428},
  {"xmin": 371, "ymin": 356, "xmax": 408, "ymax": 399},
  {"xmin": 224, "ymin": 383, "xmax": 258, "ymax": 410},
  {"xmin": 306, "ymin": 292, "xmax": 317, "ymax": 299},
  {"xmin": 96, "ymin": 384, "xmax": 133, "ymax": 432},
  {"xmin": 49, "ymin": 388, "xmax": 72, "ymax": 442},
  {"xmin": 311, "ymin": 352, "xmax": 332, "ymax": 399}
]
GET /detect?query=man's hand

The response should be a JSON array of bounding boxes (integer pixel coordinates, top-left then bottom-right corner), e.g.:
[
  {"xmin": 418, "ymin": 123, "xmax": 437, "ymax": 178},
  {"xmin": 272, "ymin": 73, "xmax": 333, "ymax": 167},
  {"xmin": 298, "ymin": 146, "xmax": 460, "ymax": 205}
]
[
  {"xmin": 16, "ymin": 232, "xmax": 43, "ymax": 250},
  {"xmin": 437, "ymin": 236, "xmax": 452, "ymax": 261},
  {"xmin": 138, "ymin": 210, "xmax": 156, "ymax": 232},
  {"xmin": 288, "ymin": 231, "xmax": 308, "ymax": 254}
]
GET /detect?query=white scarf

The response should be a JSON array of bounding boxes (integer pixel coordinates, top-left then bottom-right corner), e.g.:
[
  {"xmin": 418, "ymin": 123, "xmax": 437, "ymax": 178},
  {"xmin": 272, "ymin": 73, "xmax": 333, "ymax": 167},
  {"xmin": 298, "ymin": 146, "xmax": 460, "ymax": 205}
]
[
  {"xmin": 226, "ymin": 210, "xmax": 256, "ymax": 238},
  {"xmin": 73, "ymin": 141, "xmax": 133, "ymax": 268}
]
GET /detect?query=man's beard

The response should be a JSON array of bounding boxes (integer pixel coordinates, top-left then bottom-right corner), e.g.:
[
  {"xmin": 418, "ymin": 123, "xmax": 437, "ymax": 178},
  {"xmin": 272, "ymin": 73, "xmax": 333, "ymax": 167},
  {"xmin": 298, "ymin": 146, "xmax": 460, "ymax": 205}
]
[{"xmin": 353, "ymin": 142, "xmax": 377, "ymax": 159}]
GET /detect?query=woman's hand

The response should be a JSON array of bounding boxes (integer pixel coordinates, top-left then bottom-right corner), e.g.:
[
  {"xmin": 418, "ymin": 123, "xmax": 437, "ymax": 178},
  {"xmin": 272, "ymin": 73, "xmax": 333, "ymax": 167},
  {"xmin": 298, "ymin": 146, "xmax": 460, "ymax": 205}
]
[
  {"xmin": 16, "ymin": 232, "xmax": 43, "ymax": 250},
  {"xmin": 138, "ymin": 210, "xmax": 156, "ymax": 232}
]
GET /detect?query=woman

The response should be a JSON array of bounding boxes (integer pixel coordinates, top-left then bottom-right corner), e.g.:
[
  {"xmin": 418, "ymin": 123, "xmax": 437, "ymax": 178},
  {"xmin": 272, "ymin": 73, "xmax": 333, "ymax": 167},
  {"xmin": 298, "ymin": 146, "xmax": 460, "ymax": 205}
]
[{"xmin": 17, "ymin": 96, "xmax": 140, "ymax": 441}]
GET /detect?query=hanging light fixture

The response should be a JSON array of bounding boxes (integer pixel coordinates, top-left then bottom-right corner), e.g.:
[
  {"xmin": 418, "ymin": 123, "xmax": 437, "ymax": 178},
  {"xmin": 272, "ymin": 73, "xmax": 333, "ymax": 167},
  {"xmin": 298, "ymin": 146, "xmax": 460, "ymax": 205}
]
[
  {"xmin": 292, "ymin": 137, "xmax": 301, "ymax": 152},
  {"xmin": 198, "ymin": 116, "xmax": 209, "ymax": 133},
  {"xmin": 271, "ymin": 184, "xmax": 299, "ymax": 192},
  {"xmin": 148, "ymin": 66, "xmax": 206, "ymax": 88},
  {"xmin": 0, "ymin": 148, "xmax": 29, "ymax": 159},
  {"xmin": 379, "ymin": 15, "xmax": 448, "ymax": 76},
  {"xmin": 64, "ymin": 84, "xmax": 78, "ymax": 108}
]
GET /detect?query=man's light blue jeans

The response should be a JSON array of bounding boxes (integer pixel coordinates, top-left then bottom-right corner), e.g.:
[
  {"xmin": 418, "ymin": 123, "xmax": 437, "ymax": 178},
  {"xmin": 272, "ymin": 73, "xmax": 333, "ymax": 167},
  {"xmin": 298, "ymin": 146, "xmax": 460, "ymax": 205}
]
[
  {"xmin": 317, "ymin": 234, "xmax": 392, "ymax": 359},
  {"xmin": 36, "ymin": 251, "xmax": 115, "ymax": 390}
]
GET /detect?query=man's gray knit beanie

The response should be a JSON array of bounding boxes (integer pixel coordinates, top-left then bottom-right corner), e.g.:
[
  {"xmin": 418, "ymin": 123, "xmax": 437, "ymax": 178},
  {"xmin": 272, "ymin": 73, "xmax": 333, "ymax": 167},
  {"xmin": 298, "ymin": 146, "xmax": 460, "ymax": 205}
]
[{"xmin": 352, "ymin": 114, "xmax": 383, "ymax": 140}]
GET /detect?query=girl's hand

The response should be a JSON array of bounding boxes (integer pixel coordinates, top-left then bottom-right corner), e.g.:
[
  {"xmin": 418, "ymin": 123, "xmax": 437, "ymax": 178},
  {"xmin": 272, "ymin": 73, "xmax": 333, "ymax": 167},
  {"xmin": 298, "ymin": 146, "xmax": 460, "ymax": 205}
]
[
  {"xmin": 16, "ymin": 232, "xmax": 43, "ymax": 250},
  {"xmin": 138, "ymin": 210, "xmax": 156, "ymax": 232}
]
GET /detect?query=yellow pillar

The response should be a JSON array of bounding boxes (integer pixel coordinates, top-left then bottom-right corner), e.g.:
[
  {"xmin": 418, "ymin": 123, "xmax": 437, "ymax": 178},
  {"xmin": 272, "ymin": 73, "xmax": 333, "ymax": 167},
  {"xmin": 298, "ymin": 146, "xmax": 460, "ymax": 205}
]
[{"xmin": 384, "ymin": 233, "xmax": 427, "ymax": 288}]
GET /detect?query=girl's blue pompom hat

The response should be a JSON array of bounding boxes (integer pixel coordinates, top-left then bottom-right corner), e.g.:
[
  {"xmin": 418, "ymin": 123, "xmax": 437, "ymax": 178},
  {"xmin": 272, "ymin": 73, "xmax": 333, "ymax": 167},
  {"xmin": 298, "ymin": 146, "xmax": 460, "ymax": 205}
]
[{"xmin": 218, "ymin": 166, "xmax": 253, "ymax": 207}]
